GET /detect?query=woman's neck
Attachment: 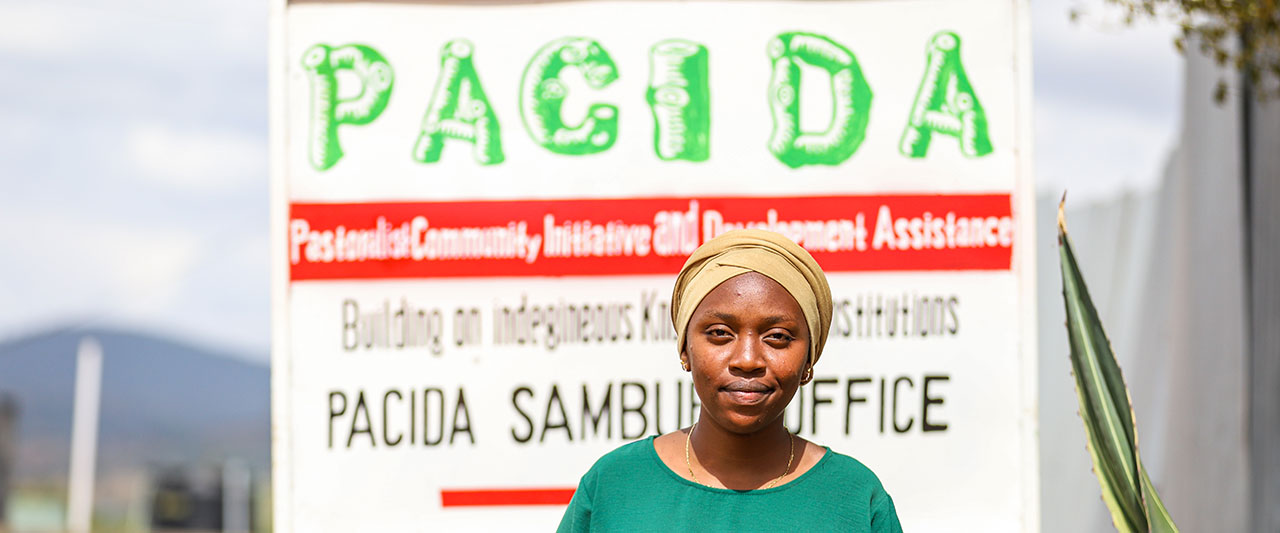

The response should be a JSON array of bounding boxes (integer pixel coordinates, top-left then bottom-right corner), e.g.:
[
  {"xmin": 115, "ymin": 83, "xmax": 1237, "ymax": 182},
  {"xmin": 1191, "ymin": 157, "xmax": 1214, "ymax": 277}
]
[{"xmin": 689, "ymin": 409, "xmax": 792, "ymax": 489}]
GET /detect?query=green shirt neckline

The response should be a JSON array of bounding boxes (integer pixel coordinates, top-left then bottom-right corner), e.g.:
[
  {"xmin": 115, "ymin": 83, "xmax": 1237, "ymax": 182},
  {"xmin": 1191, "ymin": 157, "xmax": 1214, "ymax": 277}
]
[{"xmin": 642, "ymin": 434, "xmax": 834, "ymax": 495}]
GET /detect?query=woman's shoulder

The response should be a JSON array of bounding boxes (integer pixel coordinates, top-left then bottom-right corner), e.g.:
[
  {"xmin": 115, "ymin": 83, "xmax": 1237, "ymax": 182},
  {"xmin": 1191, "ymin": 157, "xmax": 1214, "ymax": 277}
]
[
  {"xmin": 573, "ymin": 436, "xmax": 672, "ymax": 498},
  {"xmin": 806, "ymin": 448, "xmax": 900, "ymax": 529},
  {"xmin": 582, "ymin": 437, "xmax": 659, "ymax": 477},
  {"xmin": 817, "ymin": 450, "xmax": 902, "ymax": 532},
  {"xmin": 811, "ymin": 448, "xmax": 890, "ymax": 492}
]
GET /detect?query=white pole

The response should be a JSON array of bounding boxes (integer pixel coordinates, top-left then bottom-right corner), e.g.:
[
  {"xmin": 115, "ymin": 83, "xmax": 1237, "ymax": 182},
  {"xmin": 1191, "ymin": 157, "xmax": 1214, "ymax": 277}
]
[
  {"xmin": 67, "ymin": 337, "xmax": 102, "ymax": 533},
  {"xmin": 222, "ymin": 459, "xmax": 250, "ymax": 533}
]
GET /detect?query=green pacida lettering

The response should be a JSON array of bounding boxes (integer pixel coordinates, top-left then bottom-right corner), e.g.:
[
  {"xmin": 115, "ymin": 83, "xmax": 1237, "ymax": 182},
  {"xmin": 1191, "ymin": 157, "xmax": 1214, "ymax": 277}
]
[
  {"xmin": 520, "ymin": 37, "xmax": 619, "ymax": 155},
  {"xmin": 767, "ymin": 32, "xmax": 872, "ymax": 169},
  {"xmin": 900, "ymin": 31, "xmax": 993, "ymax": 158},
  {"xmin": 301, "ymin": 43, "xmax": 394, "ymax": 171},
  {"xmin": 414, "ymin": 39, "xmax": 504, "ymax": 165},
  {"xmin": 647, "ymin": 40, "xmax": 710, "ymax": 162}
]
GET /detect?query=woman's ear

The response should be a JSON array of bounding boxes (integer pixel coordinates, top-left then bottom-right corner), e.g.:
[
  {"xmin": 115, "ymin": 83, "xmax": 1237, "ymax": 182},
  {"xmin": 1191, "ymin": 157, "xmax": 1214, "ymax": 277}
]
[
  {"xmin": 801, "ymin": 365, "xmax": 813, "ymax": 385},
  {"xmin": 679, "ymin": 351, "xmax": 690, "ymax": 372}
]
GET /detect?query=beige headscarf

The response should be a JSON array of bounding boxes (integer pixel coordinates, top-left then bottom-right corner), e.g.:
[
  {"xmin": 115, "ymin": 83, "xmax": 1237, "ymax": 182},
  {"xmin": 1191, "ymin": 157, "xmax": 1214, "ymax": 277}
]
[{"xmin": 671, "ymin": 229, "xmax": 833, "ymax": 368}]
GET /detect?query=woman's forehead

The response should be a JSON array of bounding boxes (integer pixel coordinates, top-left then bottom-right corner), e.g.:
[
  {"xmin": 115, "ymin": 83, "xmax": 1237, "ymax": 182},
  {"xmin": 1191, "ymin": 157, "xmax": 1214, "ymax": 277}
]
[{"xmin": 695, "ymin": 272, "xmax": 804, "ymax": 317}]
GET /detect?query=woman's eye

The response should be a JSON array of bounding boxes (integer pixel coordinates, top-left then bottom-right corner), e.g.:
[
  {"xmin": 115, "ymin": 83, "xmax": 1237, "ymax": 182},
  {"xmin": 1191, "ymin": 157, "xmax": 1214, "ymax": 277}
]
[
  {"xmin": 766, "ymin": 332, "xmax": 794, "ymax": 343},
  {"xmin": 707, "ymin": 328, "xmax": 731, "ymax": 338}
]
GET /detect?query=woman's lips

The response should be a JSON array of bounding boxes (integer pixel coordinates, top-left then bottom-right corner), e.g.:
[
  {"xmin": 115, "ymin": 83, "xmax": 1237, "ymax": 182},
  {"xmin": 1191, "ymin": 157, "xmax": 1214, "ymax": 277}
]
[
  {"xmin": 720, "ymin": 381, "xmax": 774, "ymax": 405},
  {"xmin": 722, "ymin": 390, "xmax": 772, "ymax": 405}
]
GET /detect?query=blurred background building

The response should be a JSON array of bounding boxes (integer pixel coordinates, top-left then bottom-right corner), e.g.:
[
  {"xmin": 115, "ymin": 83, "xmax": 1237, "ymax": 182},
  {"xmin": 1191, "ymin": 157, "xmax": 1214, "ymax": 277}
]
[{"xmin": 0, "ymin": 332, "xmax": 268, "ymax": 532}]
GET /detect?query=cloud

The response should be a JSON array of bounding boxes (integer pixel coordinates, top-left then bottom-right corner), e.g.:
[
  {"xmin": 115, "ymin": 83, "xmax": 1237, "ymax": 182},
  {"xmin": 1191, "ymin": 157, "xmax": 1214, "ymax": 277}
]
[
  {"xmin": 0, "ymin": 0, "xmax": 269, "ymax": 356},
  {"xmin": 125, "ymin": 123, "xmax": 265, "ymax": 191},
  {"xmin": 95, "ymin": 227, "xmax": 201, "ymax": 315},
  {"xmin": 0, "ymin": 0, "xmax": 267, "ymax": 63},
  {"xmin": 0, "ymin": 203, "xmax": 272, "ymax": 358},
  {"xmin": 1034, "ymin": 96, "xmax": 1175, "ymax": 201},
  {"xmin": 1032, "ymin": 2, "xmax": 1183, "ymax": 116},
  {"xmin": 0, "ymin": 3, "xmax": 94, "ymax": 56},
  {"xmin": 1030, "ymin": 1, "xmax": 1183, "ymax": 200},
  {"xmin": 0, "ymin": 208, "xmax": 199, "ymax": 333}
]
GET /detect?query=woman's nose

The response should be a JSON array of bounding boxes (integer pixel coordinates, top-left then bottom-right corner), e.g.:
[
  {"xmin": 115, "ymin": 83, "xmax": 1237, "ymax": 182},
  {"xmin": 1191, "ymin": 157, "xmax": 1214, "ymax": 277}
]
[{"xmin": 727, "ymin": 333, "xmax": 766, "ymax": 375}]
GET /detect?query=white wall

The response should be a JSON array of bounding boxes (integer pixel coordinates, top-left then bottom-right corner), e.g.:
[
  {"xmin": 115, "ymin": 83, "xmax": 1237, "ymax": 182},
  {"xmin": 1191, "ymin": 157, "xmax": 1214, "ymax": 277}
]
[{"xmin": 1036, "ymin": 39, "xmax": 1251, "ymax": 532}]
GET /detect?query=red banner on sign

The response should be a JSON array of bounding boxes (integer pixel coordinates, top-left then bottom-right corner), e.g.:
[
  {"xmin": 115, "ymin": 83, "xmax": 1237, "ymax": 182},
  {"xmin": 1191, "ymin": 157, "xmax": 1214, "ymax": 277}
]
[
  {"xmin": 439, "ymin": 488, "xmax": 576, "ymax": 507},
  {"xmin": 288, "ymin": 194, "xmax": 1013, "ymax": 281}
]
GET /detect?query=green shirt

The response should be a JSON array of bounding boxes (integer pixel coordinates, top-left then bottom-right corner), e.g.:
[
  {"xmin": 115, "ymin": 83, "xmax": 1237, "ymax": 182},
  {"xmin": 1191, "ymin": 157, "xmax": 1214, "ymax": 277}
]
[{"xmin": 557, "ymin": 436, "xmax": 903, "ymax": 532}]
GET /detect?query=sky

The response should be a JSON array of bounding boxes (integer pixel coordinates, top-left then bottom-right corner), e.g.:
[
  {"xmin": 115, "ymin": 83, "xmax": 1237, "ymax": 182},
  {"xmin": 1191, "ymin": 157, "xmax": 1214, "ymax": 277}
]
[{"xmin": 0, "ymin": 0, "xmax": 1182, "ymax": 362}]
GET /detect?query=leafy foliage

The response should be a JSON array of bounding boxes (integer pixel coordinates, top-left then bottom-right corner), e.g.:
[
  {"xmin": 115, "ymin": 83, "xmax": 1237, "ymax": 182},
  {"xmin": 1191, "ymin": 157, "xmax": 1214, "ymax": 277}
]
[
  {"xmin": 1071, "ymin": 0, "xmax": 1280, "ymax": 103},
  {"xmin": 1058, "ymin": 200, "xmax": 1180, "ymax": 532}
]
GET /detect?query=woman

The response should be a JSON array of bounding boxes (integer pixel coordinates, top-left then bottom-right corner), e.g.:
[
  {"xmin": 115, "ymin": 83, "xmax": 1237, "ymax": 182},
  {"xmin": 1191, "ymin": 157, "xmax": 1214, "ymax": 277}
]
[{"xmin": 557, "ymin": 229, "xmax": 901, "ymax": 532}]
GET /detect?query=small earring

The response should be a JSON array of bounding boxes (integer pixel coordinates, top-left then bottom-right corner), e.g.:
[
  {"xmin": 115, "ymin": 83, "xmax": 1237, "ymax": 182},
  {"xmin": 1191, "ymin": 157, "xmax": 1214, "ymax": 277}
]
[
  {"xmin": 681, "ymin": 359, "xmax": 690, "ymax": 371},
  {"xmin": 802, "ymin": 366, "xmax": 813, "ymax": 383}
]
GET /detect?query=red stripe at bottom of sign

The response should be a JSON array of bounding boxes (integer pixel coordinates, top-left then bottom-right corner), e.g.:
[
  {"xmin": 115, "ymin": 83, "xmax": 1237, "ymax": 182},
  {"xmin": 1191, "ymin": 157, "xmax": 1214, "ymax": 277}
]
[{"xmin": 440, "ymin": 488, "xmax": 577, "ymax": 507}]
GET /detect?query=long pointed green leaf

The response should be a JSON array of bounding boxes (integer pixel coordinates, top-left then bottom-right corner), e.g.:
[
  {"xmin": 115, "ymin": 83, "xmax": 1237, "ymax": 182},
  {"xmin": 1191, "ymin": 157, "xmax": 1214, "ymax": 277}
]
[
  {"xmin": 1057, "ymin": 201, "xmax": 1179, "ymax": 533},
  {"xmin": 1142, "ymin": 467, "xmax": 1178, "ymax": 533}
]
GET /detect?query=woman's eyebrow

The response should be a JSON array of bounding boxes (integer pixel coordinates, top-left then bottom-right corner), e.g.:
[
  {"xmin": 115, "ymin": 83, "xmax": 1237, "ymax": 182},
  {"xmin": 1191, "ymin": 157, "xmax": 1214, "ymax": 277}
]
[
  {"xmin": 710, "ymin": 311, "xmax": 738, "ymax": 322},
  {"xmin": 707, "ymin": 312, "xmax": 796, "ymax": 326},
  {"xmin": 758, "ymin": 315, "xmax": 793, "ymax": 327}
]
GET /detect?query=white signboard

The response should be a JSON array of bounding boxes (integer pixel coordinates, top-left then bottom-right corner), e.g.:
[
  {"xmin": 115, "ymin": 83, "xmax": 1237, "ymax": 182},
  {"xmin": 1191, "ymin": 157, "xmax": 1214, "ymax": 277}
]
[{"xmin": 270, "ymin": 1, "xmax": 1037, "ymax": 530}]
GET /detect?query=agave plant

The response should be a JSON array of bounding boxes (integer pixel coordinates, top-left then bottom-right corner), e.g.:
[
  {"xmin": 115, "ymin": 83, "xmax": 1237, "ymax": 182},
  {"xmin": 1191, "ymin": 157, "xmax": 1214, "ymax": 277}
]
[{"xmin": 1057, "ymin": 199, "xmax": 1179, "ymax": 533}]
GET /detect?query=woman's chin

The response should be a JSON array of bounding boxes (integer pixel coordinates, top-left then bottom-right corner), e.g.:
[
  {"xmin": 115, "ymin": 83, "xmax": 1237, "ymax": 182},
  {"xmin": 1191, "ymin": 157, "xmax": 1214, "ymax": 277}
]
[{"xmin": 704, "ymin": 408, "xmax": 782, "ymax": 435}]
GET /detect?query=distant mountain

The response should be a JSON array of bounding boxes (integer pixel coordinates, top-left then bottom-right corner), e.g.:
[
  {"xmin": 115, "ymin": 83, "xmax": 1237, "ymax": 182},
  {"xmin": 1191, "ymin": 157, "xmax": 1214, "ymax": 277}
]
[{"xmin": 0, "ymin": 327, "xmax": 269, "ymax": 482}]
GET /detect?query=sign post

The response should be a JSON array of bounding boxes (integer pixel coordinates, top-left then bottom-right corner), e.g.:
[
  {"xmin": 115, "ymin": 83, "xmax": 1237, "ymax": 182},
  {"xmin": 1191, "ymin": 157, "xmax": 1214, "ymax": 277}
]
[
  {"xmin": 0, "ymin": 393, "xmax": 17, "ymax": 531},
  {"xmin": 270, "ymin": 1, "xmax": 1037, "ymax": 530}
]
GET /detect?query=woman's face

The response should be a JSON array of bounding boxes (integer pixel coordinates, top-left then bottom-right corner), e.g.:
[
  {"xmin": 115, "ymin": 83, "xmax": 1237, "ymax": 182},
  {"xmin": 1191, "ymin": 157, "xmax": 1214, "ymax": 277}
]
[{"xmin": 682, "ymin": 272, "xmax": 810, "ymax": 435}]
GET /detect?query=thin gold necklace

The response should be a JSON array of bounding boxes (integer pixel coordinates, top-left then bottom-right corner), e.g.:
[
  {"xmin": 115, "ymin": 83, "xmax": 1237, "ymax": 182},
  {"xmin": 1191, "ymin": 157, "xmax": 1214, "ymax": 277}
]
[{"xmin": 684, "ymin": 422, "xmax": 795, "ymax": 490}]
